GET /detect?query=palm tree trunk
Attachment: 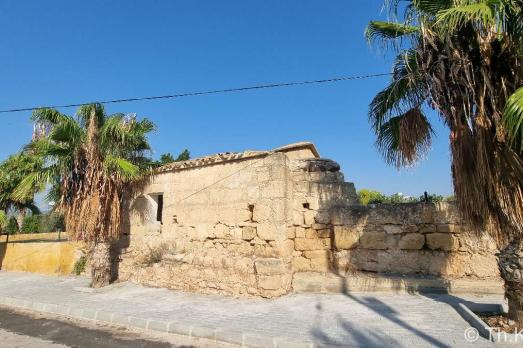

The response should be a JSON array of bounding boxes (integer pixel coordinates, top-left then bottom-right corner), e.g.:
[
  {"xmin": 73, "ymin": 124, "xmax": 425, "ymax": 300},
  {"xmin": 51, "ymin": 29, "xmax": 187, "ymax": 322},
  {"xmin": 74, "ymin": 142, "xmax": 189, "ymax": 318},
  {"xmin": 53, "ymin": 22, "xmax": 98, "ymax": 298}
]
[
  {"xmin": 498, "ymin": 239, "xmax": 523, "ymax": 326},
  {"xmin": 90, "ymin": 241, "xmax": 112, "ymax": 288},
  {"xmin": 15, "ymin": 209, "xmax": 25, "ymax": 233}
]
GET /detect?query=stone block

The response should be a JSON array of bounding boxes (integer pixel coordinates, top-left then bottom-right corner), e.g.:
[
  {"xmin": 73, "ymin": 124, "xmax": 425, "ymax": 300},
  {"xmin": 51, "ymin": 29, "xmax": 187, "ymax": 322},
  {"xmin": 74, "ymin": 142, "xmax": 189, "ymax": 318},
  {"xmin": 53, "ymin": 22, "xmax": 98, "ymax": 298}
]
[
  {"xmin": 419, "ymin": 224, "xmax": 437, "ymax": 233},
  {"xmin": 309, "ymin": 256, "xmax": 330, "ymax": 271},
  {"xmin": 426, "ymin": 233, "xmax": 459, "ymax": 251},
  {"xmin": 253, "ymin": 205, "xmax": 272, "ymax": 222},
  {"xmin": 386, "ymin": 235, "xmax": 399, "ymax": 249},
  {"xmin": 303, "ymin": 210, "xmax": 316, "ymax": 225},
  {"xmin": 292, "ymin": 257, "xmax": 310, "ymax": 271},
  {"xmin": 292, "ymin": 211, "xmax": 304, "ymax": 226},
  {"xmin": 333, "ymin": 226, "xmax": 359, "ymax": 250},
  {"xmin": 404, "ymin": 224, "xmax": 419, "ymax": 233},
  {"xmin": 278, "ymin": 240, "xmax": 295, "ymax": 257},
  {"xmin": 359, "ymin": 232, "xmax": 388, "ymax": 250},
  {"xmin": 305, "ymin": 228, "xmax": 317, "ymax": 239},
  {"xmin": 254, "ymin": 258, "xmax": 285, "ymax": 275},
  {"xmin": 286, "ymin": 227, "xmax": 295, "ymax": 239},
  {"xmin": 437, "ymin": 224, "xmax": 462, "ymax": 233},
  {"xmin": 294, "ymin": 238, "xmax": 328, "ymax": 251},
  {"xmin": 257, "ymin": 224, "xmax": 280, "ymax": 241},
  {"xmin": 317, "ymin": 229, "xmax": 331, "ymax": 238},
  {"xmin": 383, "ymin": 224, "xmax": 403, "ymax": 234},
  {"xmin": 242, "ymin": 226, "xmax": 257, "ymax": 240},
  {"xmin": 303, "ymin": 250, "xmax": 329, "ymax": 259},
  {"xmin": 295, "ymin": 227, "xmax": 306, "ymax": 238},
  {"xmin": 304, "ymin": 228, "xmax": 330, "ymax": 239},
  {"xmin": 312, "ymin": 223, "xmax": 329, "ymax": 230},
  {"xmin": 398, "ymin": 233, "xmax": 425, "ymax": 250},
  {"xmin": 213, "ymin": 224, "xmax": 229, "ymax": 239},
  {"xmin": 314, "ymin": 210, "xmax": 331, "ymax": 225},
  {"xmin": 258, "ymin": 275, "xmax": 282, "ymax": 290}
]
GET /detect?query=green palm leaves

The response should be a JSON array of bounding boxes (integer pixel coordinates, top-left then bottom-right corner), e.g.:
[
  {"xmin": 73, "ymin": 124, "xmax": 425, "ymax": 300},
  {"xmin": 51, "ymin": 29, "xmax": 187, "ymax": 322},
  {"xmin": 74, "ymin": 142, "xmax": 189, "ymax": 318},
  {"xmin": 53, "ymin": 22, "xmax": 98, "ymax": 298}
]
[
  {"xmin": 369, "ymin": 48, "xmax": 430, "ymax": 166},
  {"xmin": 367, "ymin": 0, "xmax": 523, "ymax": 168},
  {"xmin": 503, "ymin": 87, "xmax": 523, "ymax": 151},
  {"xmin": 0, "ymin": 210, "xmax": 7, "ymax": 232},
  {"xmin": 0, "ymin": 153, "xmax": 43, "ymax": 214},
  {"xmin": 11, "ymin": 103, "xmax": 155, "ymax": 243}
]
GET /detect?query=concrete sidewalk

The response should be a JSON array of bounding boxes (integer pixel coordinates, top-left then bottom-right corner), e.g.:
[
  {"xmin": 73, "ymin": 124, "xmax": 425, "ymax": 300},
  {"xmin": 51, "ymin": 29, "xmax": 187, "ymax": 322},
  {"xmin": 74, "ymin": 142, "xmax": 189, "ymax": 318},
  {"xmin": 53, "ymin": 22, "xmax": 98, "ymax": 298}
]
[{"xmin": 0, "ymin": 272, "xmax": 508, "ymax": 347}]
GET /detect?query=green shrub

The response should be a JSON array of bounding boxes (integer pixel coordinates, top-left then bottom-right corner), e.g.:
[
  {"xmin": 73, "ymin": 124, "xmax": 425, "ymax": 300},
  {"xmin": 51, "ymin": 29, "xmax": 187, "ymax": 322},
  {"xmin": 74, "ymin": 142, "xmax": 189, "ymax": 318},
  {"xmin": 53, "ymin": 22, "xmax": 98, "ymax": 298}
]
[
  {"xmin": 6, "ymin": 217, "xmax": 19, "ymax": 234},
  {"xmin": 418, "ymin": 193, "xmax": 445, "ymax": 203},
  {"xmin": 39, "ymin": 212, "xmax": 65, "ymax": 232},
  {"xmin": 21, "ymin": 215, "xmax": 40, "ymax": 233},
  {"xmin": 358, "ymin": 189, "xmax": 386, "ymax": 205},
  {"xmin": 73, "ymin": 256, "xmax": 87, "ymax": 275}
]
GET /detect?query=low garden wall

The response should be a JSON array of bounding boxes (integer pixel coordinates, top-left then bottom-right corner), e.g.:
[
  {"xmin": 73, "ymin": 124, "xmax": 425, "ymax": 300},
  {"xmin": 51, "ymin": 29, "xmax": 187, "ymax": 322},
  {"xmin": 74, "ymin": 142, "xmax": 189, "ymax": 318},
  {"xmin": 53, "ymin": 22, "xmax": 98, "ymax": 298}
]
[
  {"xmin": 289, "ymin": 202, "xmax": 502, "ymax": 294},
  {"xmin": 0, "ymin": 232, "xmax": 82, "ymax": 275}
]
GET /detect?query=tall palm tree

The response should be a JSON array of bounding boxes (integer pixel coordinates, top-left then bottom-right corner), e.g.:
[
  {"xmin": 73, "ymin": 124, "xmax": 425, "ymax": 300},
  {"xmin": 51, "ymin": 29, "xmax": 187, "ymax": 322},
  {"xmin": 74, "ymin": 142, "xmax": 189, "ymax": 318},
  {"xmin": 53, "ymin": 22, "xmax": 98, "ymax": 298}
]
[
  {"xmin": 14, "ymin": 104, "xmax": 155, "ymax": 287},
  {"xmin": 0, "ymin": 153, "xmax": 42, "ymax": 228},
  {"xmin": 367, "ymin": 0, "xmax": 523, "ymax": 323}
]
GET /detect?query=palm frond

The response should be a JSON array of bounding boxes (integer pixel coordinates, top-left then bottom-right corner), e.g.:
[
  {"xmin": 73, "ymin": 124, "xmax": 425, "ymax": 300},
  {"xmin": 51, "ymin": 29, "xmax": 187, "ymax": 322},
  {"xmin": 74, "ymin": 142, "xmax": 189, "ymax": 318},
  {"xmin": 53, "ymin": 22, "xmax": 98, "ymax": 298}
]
[
  {"xmin": 11, "ymin": 166, "xmax": 57, "ymax": 202},
  {"xmin": 77, "ymin": 103, "xmax": 106, "ymax": 129},
  {"xmin": 100, "ymin": 115, "xmax": 155, "ymax": 155},
  {"xmin": 503, "ymin": 86, "xmax": 523, "ymax": 151},
  {"xmin": 412, "ymin": 0, "xmax": 453, "ymax": 15},
  {"xmin": 369, "ymin": 50, "xmax": 426, "ymax": 131},
  {"xmin": 435, "ymin": 0, "xmax": 498, "ymax": 33},
  {"xmin": 365, "ymin": 21, "xmax": 419, "ymax": 46},
  {"xmin": 376, "ymin": 107, "xmax": 434, "ymax": 167},
  {"xmin": 0, "ymin": 210, "xmax": 7, "ymax": 230},
  {"xmin": 104, "ymin": 155, "xmax": 140, "ymax": 181},
  {"xmin": 32, "ymin": 108, "xmax": 70, "ymax": 126}
]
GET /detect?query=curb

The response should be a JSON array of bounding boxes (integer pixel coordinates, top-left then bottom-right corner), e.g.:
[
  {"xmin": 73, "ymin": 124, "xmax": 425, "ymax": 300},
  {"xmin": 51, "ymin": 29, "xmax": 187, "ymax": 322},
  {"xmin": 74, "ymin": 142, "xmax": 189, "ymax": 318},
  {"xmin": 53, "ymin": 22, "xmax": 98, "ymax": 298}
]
[
  {"xmin": 457, "ymin": 303, "xmax": 522, "ymax": 343},
  {"xmin": 0, "ymin": 295, "xmax": 317, "ymax": 348}
]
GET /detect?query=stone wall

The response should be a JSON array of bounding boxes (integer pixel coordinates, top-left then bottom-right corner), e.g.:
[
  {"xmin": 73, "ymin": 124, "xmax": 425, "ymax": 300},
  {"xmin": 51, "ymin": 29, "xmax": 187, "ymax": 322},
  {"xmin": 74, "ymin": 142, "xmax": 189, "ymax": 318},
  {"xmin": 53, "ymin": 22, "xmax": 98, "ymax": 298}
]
[
  {"xmin": 288, "ymin": 203, "xmax": 500, "ymax": 288},
  {"xmin": 119, "ymin": 144, "xmax": 326, "ymax": 297},
  {"xmin": 119, "ymin": 142, "xmax": 501, "ymax": 297}
]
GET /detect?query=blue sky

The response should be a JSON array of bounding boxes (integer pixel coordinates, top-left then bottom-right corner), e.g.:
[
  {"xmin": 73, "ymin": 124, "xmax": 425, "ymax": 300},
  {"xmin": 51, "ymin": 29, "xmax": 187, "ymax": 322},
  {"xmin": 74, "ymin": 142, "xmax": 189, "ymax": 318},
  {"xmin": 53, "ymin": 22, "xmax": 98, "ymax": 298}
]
[{"xmin": 0, "ymin": 0, "xmax": 452, "ymax": 199}]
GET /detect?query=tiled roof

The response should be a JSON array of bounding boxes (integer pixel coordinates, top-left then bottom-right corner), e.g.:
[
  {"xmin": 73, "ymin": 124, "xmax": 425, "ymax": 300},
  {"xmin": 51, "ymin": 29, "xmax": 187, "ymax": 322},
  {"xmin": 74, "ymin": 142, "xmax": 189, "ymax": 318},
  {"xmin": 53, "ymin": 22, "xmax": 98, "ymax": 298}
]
[{"xmin": 155, "ymin": 142, "xmax": 319, "ymax": 173}]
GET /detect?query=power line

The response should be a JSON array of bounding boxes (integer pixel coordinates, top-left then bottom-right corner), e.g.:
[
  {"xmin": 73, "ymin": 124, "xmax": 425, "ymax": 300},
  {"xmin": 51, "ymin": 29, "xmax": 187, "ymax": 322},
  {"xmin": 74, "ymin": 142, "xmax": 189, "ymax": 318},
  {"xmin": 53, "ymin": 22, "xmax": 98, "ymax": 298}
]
[{"xmin": 0, "ymin": 73, "xmax": 391, "ymax": 114}]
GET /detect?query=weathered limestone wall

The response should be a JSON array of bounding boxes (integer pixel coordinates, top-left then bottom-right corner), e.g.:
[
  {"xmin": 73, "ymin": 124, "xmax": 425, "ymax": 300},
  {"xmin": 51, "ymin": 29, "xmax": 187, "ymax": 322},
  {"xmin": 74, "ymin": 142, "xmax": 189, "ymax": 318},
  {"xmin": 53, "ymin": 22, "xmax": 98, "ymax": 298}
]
[
  {"xmin": 119, "ymin": 149, "xmax": 302, "ymax": 297},
  {"xmin": 288, "ymin": 203, "xmax": 500, "ymax": 289},
  {"xmin": 119, "ymin": 142, "xmax": 501, "ymax": 297}
]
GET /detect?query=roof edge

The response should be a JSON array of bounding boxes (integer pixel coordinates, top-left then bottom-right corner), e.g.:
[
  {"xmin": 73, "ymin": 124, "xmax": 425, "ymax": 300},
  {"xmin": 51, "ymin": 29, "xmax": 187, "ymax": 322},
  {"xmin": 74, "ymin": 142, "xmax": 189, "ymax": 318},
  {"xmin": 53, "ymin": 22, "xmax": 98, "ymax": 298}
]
[
  {"xmin": 155, "ymin": 141, "xmax": 319, "ymax": 174},
  {"xmin": 273, "ymin": 142, "xmax": 320, "ymax": 158}
]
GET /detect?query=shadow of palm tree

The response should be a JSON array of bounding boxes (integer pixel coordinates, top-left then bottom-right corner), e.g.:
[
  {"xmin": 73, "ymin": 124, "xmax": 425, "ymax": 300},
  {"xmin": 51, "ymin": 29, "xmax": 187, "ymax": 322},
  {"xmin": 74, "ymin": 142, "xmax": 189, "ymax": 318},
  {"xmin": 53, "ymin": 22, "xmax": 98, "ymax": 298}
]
[
  {"xmin": 341, "ymin": 292, "xmax": 450, "ymax": 348},
  {"xmin": 310, "ymin": 298, "xmax": 402, "ymax": 347}
]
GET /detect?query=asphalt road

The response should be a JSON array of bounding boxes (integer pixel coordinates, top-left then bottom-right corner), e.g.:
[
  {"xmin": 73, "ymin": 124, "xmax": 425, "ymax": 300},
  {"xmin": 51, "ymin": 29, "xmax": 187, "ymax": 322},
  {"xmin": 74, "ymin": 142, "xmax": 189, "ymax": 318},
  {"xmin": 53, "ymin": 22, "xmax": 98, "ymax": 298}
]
[{"xmin": 0, "ymin": 306, "xmax": 234, "ymax": 348}]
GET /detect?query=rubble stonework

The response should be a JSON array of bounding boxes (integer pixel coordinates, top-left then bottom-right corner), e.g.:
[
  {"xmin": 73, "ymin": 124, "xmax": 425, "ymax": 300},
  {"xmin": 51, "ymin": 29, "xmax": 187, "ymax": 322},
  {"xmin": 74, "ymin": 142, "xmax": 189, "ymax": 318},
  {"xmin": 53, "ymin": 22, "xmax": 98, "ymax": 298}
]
[{"xmin": 118, "ymin": 142, "xmax": 501, "ymax": 297}]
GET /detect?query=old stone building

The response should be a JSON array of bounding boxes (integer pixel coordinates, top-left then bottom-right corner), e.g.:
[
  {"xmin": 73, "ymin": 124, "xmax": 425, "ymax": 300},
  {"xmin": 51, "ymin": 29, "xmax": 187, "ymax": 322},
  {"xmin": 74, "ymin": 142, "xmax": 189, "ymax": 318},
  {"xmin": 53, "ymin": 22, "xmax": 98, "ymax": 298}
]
[{"xmin": 118, "ymin": 142, "xmax": 501, "ymax": 297}]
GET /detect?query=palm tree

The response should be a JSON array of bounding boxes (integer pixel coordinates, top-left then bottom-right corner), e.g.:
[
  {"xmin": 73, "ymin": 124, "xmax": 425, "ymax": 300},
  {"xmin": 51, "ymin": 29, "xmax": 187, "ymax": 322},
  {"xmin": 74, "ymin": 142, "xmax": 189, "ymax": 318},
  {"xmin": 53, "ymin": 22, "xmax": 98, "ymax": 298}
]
[
  {"xmin": 14, "ymin": 104, "xmax": 155, "ymax": 287},
  {"xmin": 0, "ymin": 210, "xmax": 7, "ymax": 234},
  {"xmin": 367, "ymin": 0, "xmax": 523, "ymax": 323},
  {"xmin": 0, "ymin": 153, "xmax": 42, "ymax": 228}
]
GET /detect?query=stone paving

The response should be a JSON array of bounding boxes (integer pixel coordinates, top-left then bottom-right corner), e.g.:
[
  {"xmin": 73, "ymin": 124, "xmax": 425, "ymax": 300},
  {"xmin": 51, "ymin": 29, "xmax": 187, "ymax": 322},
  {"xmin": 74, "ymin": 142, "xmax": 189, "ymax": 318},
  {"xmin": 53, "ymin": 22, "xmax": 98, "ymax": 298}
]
[{"xmin": 0, "ymin": 272, "xmax": 514, "ymax": 347}]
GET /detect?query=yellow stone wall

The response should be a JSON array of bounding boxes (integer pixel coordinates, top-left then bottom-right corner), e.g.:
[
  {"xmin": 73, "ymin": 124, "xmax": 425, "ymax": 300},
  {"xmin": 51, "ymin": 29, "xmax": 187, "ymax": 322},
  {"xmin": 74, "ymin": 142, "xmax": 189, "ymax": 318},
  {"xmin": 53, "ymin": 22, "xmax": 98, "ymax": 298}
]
[{"xmin": 0, "ymin": 232, "xmax": 82, "ymax": 275}]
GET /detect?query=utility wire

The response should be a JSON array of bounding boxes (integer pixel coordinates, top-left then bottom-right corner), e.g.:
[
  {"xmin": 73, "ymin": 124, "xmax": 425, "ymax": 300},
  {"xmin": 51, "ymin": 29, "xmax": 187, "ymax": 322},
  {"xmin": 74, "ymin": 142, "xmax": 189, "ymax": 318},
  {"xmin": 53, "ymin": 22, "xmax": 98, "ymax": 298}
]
[{"xmin": 0, "ymin": 73, "xmax": 391, "ymax": 114}]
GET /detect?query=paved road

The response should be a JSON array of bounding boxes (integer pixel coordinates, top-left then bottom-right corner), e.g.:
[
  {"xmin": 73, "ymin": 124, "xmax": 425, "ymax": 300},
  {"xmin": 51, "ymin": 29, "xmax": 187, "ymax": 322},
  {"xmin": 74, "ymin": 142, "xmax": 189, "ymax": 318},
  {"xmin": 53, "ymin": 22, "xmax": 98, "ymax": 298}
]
[
  {"xmin": 0, "ymin": 306, "xmax": 235, "ymax": 348},
  {"xmin": 0, "ymin": 272, "xmax": 509, "ymax": 347}
]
